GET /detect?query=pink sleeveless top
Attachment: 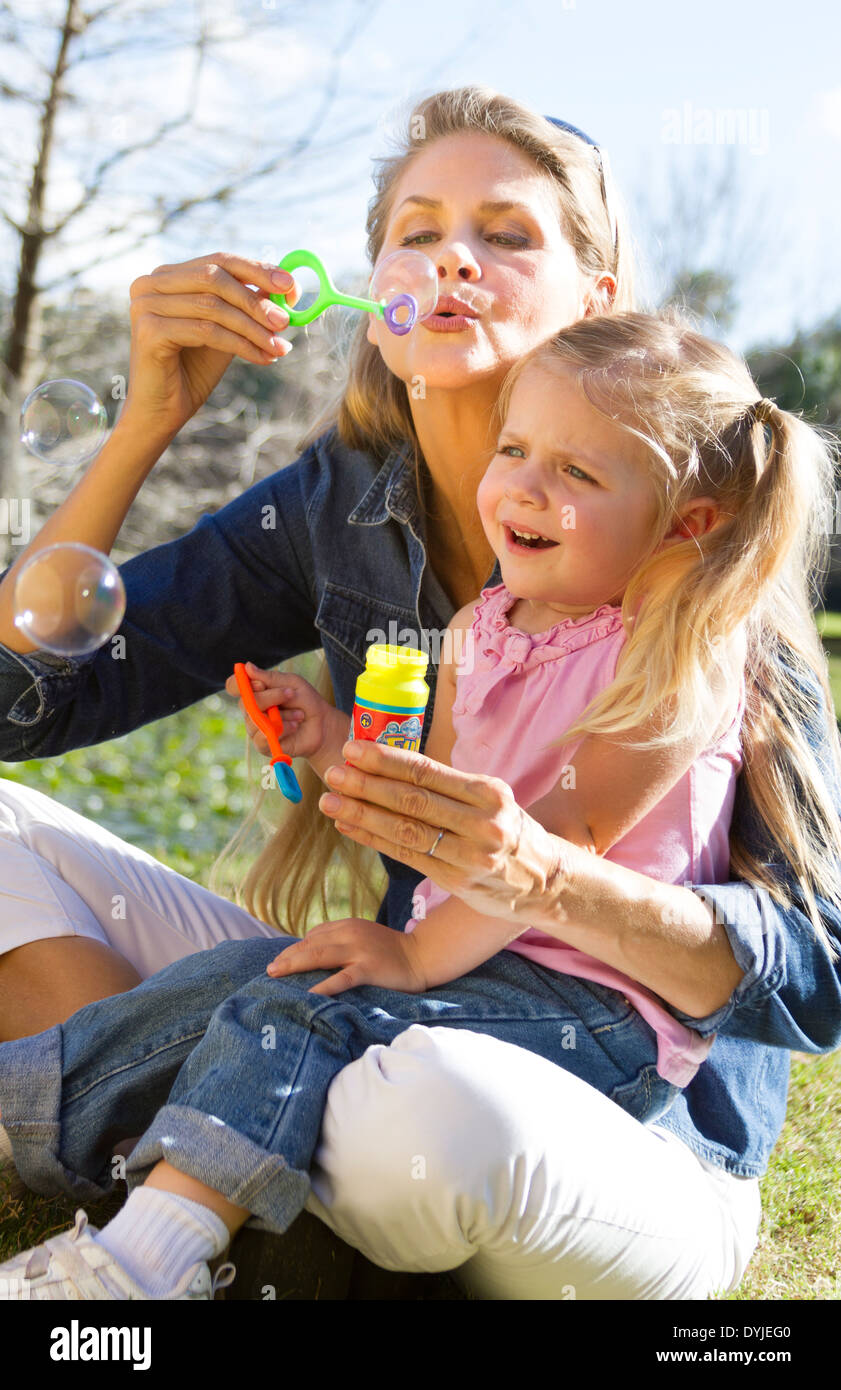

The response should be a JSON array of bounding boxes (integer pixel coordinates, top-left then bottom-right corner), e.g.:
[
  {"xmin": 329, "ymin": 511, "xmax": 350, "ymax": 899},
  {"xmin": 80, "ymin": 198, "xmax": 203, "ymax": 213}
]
[{"xmin": 404, "ymin": 584, "xmax": 746, "ymax": 1087}]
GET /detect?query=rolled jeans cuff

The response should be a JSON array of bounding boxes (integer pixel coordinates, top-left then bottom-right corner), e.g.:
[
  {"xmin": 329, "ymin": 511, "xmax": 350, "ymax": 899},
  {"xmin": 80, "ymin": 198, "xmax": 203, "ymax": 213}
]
[
  {"xmin": 124, "ymin": 1104, "xmax": 312, "ymax": 1236},
  {"xmin": 0, "ymin": 1025, "xmax": 109, "ymax": 1203}
]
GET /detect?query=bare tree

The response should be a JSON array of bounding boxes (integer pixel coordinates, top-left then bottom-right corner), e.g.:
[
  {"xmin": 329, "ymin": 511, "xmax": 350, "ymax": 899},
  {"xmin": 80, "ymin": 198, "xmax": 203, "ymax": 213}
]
[
  {"xmin": 631, "ymin": 145, "xmax": 779, "ymax": 339},
  {"xmin": 0, "ymin": 0, "xmax": 388, "ymax": 509}
]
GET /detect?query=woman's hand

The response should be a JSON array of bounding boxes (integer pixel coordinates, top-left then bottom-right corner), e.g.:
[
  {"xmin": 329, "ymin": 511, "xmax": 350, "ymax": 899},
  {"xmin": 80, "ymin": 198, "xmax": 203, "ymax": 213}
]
[
  {"xmin": 224, "ymin": 662, "xmax": 339, "ymax": 762},
  {"xmin": 318, "ymin": 741, "xmax": 571, "ymax": 925},
  {"xmin": 122, "ymin": 252, "xmax": 299, "ymax": 442},
  {"xmin": 266, "ymin": 918, "xmax": 429, "ymax": 996}
]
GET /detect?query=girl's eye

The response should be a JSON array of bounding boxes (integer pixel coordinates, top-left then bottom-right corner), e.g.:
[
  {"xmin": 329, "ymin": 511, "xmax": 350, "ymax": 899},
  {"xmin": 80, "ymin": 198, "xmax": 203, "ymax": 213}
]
[
  {"xmin": 496, "ymin": 447, "xmax": 595, "ymax": 484},
  {"xmin": 399, "ymin": 231, "xmax": 528, "ymax": 248}
]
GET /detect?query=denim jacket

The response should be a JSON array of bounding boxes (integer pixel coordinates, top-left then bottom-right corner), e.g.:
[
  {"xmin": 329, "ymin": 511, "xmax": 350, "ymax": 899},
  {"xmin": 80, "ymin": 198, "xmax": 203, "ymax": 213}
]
[{"xmin": 1, "ymin": 426, "xmax": 839, "ymax": 1178}]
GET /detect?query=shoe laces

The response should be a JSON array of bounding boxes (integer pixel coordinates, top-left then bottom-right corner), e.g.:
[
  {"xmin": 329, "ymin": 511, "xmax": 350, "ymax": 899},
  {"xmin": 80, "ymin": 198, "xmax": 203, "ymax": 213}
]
[{"xmin": 211, "ymin": 1262, "xmax": 236, "ymax": 1297}]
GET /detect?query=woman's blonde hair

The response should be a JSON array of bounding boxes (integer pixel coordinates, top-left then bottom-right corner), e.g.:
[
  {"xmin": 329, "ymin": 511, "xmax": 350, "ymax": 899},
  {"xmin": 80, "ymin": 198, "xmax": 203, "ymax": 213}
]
[
  {"xmin": 210, "ymin": 84, "xmax": 639, "ymax": 935},
  {"xmin": 495, "ymin": 308, "xmax": 841, "ymax": 956}
]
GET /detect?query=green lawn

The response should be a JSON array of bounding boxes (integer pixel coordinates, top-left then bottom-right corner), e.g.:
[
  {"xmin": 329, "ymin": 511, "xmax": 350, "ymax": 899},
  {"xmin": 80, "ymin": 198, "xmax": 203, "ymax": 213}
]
[{"xmin": 0, "ymin": 644, "xmax": 839, "ymax": 1298}]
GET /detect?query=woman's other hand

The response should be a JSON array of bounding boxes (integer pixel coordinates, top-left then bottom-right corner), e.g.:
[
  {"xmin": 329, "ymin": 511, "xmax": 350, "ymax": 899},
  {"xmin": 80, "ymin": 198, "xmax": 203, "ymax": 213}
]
[
  {"xmin": 318, "ymin": 741, "xmax": 570, "ymax": 925},
  {"xmin": 122, "ymin": 252, "xmax": 299, "ymax": 442}
]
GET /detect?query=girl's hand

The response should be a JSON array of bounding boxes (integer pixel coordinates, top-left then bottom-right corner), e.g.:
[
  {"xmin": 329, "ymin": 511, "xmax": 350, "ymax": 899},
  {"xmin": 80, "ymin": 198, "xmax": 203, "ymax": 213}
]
[
  {"xmin": 318, "ymin": 741, "xmax": 569, "ymax": 925},
  {"xmin": 266, "ymin": 918, "xmax": 429, "ymax": 996},
  {"xmin": 122, "ymin": 252, "xmax": 299, "ymax": 443},
  {"xmin": 224, "ymin": 663, "xmax": 334, "ymax": 761}
]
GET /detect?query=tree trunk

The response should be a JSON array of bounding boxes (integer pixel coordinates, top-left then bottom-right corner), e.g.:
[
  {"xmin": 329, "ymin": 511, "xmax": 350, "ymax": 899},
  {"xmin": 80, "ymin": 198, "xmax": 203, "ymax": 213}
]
[{"xmin": 4, "ymin": 0, "xmax": 81, "ymax": 376}]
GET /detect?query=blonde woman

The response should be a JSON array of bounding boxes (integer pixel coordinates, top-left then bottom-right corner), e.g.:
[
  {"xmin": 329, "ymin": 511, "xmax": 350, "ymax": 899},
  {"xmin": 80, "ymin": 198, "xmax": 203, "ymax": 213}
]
[{"xmin": 0, "ymin": 89, "xmax": 838, "ymax": 1300}]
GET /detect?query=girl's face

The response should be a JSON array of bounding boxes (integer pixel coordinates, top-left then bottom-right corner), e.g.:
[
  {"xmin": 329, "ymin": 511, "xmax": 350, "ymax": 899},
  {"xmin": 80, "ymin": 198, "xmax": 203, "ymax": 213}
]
[
  {"xmin": 477, "ymin": 363, "xmax": 661, "ymax": 620},
  {"xmin": 367, "ymin": 130, "xmax": 600, "ymax": 391}
]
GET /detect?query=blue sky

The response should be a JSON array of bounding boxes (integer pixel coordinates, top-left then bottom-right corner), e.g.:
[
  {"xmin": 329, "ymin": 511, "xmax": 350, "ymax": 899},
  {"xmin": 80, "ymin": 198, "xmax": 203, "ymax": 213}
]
[
  {"xmin": 357, "ymin": 0, "xmax": 841, "ymax": 352},
  {"xmin": 2, "ymin": 0, "xmax": 839, "ymax": 355}
]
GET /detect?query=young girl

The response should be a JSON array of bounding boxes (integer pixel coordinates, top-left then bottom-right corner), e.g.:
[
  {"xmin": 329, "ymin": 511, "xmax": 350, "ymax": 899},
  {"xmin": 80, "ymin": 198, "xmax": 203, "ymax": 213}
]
[
  {"xmin": 240, "ymin": 308, "xmax": 841, "ymax": 1055},
  {"xmin": 3, "ymin": 307, "xmax": 840, "ymax": 1301}
]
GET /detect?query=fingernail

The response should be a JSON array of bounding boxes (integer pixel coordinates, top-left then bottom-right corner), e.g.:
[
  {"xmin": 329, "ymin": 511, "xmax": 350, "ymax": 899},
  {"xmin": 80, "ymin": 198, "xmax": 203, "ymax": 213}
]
[
  {"xmin": 265, "ymin": 305, "xmax": 288, "ymax": 328},
  {"xmin": 326, "ymin": 765, "xmax": 345, "ymax": 786},
  {"xmin": 271, "ymin": 270, "xmax": 294, "ymax": 287},
  {"xmin": 270, "ymin": 336, "xmax": 292, "ymax": 352},
  {"xmin": 320, "ymin": 794, "xmax": 341, "ymax": 812}
]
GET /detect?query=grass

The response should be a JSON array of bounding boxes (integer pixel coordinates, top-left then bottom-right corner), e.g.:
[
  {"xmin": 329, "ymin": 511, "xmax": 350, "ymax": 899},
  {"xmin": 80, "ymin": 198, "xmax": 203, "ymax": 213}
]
[
  {"xmin": 815, "ymin": 610, "xmax": 841, "ymax": 640},
  {"xmin": 0, "ymin": 642, "xmax": 839, "ymax": 1297}
]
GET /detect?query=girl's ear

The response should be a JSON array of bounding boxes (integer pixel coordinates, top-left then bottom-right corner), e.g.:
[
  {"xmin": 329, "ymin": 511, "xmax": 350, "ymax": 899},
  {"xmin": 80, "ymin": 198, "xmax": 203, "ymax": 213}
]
[
  {"xmin": 366, "ymin": 315, "xmax": 378, "ymax": 347},
  {"xmin": 664, "ymin": 498, "xmax": 724, "ymax": 544}
]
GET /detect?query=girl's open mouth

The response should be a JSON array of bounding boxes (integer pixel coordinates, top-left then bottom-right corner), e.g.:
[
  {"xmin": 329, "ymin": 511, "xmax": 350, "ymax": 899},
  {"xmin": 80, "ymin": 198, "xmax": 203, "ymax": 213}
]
[{"xmin": 503, "ymin": 524, "xmax": 559, "ymax": 553}]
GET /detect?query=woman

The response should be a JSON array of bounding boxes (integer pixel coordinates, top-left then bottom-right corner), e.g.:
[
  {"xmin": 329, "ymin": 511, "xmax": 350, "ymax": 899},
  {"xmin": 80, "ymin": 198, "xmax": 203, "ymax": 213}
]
[{"xmin": 0, "ymin": 87, "xmax": 838, "ymax": 1299}]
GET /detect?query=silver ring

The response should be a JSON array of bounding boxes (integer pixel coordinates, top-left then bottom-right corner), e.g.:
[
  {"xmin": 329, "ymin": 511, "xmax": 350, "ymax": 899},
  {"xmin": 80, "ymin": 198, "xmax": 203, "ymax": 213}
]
[{"xmin": 427, "ymin": 827, "xmax": 445, "ymax": 857}]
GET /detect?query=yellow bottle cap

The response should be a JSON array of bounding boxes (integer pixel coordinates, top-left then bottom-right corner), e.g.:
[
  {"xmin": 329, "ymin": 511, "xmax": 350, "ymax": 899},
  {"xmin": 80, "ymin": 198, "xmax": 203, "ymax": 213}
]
[{"xmin": 365, "ymin": 643, "xmax": 429, "ymax": 676}]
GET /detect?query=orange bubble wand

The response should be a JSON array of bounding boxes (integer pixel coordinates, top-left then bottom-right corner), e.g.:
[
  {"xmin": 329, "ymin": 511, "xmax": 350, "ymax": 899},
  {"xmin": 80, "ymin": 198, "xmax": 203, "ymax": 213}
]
[{"xmin": 234, "ymin": 662, "xmax": 302, "ymax": 803}]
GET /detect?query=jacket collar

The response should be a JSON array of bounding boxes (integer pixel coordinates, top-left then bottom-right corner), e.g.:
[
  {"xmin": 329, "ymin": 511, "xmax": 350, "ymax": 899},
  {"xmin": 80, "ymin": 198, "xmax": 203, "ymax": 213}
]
[
  {"xmin": 347, "ymin": 439, "xmax": 419, "ymax": 528},
  {"xmin": 345, "ymin": 435, "xmax": 503, "ymax": 591}
]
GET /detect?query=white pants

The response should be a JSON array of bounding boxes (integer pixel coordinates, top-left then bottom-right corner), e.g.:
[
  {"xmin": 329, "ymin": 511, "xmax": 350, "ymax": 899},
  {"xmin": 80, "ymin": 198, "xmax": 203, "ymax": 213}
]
[{"xmin": 0, "ymin": 777, "xmax": 762, "ymax": 1299}]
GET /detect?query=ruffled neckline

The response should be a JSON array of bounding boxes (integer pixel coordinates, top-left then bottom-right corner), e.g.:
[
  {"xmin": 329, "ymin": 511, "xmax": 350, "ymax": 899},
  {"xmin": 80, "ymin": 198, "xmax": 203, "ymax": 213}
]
[
  {"xmin": 452, "ymin": 585, "xmax": 626, "ymax": 719},
  {"xmin": 472, "ymin": 583, "xmax": 625, "ymax": 669}
]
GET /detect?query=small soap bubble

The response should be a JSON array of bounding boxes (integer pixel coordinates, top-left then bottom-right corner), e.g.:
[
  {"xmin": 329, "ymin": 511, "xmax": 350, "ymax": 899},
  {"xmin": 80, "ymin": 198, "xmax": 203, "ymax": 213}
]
[
  {"xmin": 20, "ymin": 379, "xmax": 108, "ymax": 465},
  {"xmin": 369, "ymin": 250, "xmax": 438, "ymax": 331},
  {"xmin": 13, "ymin": 542, "xmax": 126, "ymax": 657}
]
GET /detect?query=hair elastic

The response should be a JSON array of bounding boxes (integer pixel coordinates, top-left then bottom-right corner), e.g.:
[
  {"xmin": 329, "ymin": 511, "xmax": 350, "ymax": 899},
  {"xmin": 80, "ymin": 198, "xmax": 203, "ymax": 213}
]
[{"xmin": 747, "ymin": 397, "xmax": 777, "ymax": 424}]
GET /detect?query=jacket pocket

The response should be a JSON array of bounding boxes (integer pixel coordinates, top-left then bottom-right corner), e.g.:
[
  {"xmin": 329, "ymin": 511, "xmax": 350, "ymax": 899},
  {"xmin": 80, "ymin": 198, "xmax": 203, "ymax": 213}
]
[{"xmin": 315, "ymin": 582, "xmax": 420, "ymax": 667}]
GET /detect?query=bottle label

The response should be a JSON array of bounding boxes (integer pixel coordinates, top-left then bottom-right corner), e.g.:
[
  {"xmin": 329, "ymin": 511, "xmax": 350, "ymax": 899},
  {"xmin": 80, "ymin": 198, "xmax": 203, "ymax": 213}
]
[{"xmin": 350, "ymin": 698, "xmax": 426, "ymax": 751}]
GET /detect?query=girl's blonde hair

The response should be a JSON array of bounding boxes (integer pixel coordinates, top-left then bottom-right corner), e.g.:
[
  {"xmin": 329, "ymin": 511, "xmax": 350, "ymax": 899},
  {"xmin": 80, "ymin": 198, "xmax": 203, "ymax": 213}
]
[
  {"xmin": 496, "ymin": 308, "xmax": 841, "ymax": 956},
  {"xmin": 211, "ymin": 84, "xmax": 639, "ymax": 934}
]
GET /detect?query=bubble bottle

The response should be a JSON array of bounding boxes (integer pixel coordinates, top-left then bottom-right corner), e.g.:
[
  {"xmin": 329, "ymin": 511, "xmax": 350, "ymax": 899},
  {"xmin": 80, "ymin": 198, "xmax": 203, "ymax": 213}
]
[{"xmin": 351, "ymin": 644, "xmax": 430, "ymax": 751}]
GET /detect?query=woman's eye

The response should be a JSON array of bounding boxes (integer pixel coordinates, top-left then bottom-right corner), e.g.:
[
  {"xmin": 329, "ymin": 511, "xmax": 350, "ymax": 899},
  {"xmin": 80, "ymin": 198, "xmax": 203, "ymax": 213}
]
[{"xmin": 398, "ymin": 231, "xmax": 529, "ymax": 248}]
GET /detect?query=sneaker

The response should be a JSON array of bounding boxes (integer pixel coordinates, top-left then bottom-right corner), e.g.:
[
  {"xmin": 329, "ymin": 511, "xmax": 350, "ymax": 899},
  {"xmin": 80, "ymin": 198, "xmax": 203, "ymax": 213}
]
[{"xmin": 0, "ymin": 1209, "xmax": 237, "ymax": 1300}]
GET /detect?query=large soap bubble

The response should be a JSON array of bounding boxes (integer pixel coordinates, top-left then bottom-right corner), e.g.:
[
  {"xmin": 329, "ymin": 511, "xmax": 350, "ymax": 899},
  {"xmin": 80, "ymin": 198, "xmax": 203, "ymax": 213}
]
[
  {"xmin": 20, "ymin": 379, "xmax": 108, "ymax": 466},
  {"xmin": 369, "ymin": 250, "xmax": 438, "ymax": 336},
  {"xmin": 13, "ymin": 542, "xmax": 126, "ymax": 656}
]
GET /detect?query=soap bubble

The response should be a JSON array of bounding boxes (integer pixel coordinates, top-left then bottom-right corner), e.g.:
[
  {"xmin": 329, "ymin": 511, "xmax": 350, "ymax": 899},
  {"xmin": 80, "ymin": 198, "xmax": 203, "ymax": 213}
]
[
  {"xmin": 369, "ymin": 250, "xmax": 438, "ymax": 336},
  {"xmin": 20, "ymin": 380, "xmax": 108, "ymax": 466},
  {"xmin": 13, "ymin": 542, "xmax": 126, "ymax": 656}
]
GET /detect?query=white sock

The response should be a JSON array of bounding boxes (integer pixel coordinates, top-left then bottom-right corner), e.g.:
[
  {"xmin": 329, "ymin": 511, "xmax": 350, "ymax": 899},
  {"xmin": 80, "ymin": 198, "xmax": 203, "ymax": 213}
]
[
  {"xmin": 0, "ymin": 1122, "xmax": 13, "ymax": 1166},
  {"xmin": 94, "ymin": 1186, "xmax": 231, "ymax": 1296}
]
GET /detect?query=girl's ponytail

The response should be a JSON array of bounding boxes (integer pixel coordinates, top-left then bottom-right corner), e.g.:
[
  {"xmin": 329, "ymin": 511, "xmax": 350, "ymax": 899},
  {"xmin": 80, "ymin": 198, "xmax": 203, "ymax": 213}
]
[{"xmin": 505, "ymin": 310, "xmax": 841, "ymax": 958}]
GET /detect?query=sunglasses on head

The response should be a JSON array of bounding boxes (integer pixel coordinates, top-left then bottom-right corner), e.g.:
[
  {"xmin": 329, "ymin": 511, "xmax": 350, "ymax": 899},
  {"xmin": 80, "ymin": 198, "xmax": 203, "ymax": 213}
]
[{"xmin": 543, "ymin": 115, "xmax": 618, "ymax": 264}]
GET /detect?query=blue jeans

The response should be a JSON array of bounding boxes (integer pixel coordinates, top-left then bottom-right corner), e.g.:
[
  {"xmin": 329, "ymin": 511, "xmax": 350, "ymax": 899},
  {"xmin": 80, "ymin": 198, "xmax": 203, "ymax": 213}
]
[{"xmin": 0, "ymin": 937, "xmax": 681, "ymax": 1236}]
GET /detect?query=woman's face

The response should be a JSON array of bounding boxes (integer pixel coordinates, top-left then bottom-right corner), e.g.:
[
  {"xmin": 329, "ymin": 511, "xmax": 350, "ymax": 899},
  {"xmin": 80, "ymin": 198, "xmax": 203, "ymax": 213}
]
[{"xmin": 367, "ymin": 130, "xmax": 598, "ymax": 392}]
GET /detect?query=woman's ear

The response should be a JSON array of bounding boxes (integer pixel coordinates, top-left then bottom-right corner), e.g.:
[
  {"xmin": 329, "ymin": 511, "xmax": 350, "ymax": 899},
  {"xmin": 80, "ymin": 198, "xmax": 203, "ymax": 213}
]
[{"xmin": 583, "ymin": 273, "xmax": 617, "ymax": 317}]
